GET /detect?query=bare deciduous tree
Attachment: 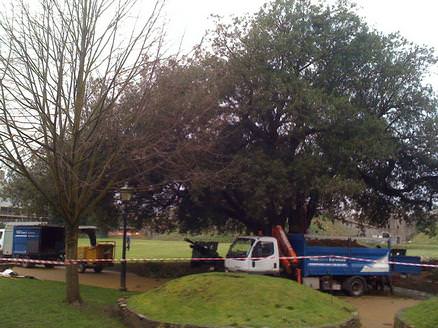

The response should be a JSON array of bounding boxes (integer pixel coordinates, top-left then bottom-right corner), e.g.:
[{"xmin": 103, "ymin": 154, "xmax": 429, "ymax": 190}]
[{"xmin": 0, "ymin": 0, "xmax": 164, "ymax": 304}]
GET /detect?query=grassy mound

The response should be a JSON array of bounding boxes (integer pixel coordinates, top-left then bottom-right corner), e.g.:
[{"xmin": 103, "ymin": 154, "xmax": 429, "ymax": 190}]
[
  {"xmin": 401, "ymin": 298, "xmax": 438, "ymax": 328},
  {"xmin": 128, "ymin": 272, "xmax": 355, "ymax": 328},
  {"xmin": 0, "ymin": 278, "xmax": 129, "ymax": 328}
]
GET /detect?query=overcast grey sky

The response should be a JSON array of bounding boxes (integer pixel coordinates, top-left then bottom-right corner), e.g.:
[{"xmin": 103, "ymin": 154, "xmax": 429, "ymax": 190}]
[{"xmin": 164, "ymin": 0, "xmax": 438, "ymax": 90}]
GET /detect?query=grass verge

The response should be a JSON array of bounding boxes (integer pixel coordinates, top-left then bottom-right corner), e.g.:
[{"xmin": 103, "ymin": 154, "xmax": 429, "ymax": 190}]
[
  {"xmin": 0, "ymin": 277, "xmax": 131, "ymax": 328},
  {"xmin": 400, "ymin": 233, "xmax": 438, "ymax": 259},
  {"xmin": 401, "ymin": 298, "xmax": 438, "ymax": 328},
  {"xmin": 128, "ymin": 272, "xmax": 355, "ymax": 328}
]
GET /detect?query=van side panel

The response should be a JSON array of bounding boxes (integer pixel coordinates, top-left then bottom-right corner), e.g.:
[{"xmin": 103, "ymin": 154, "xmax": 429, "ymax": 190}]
[{"xmin": 13, "ymin": 227, "xmax": 42, "ymax": 255}]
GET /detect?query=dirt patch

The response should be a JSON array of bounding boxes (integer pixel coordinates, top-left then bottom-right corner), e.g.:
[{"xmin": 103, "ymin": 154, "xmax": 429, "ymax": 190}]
[
  {"xmin": 11, "ymin": 266, "xmax": 167, "ymax": 292},
  {"xmin": 393, "ymin": 270, "xmax": 438, "ymax": 294},
  {"xmin": 341, "ymin": 294, "xmax": 420, "ymax": 328}
]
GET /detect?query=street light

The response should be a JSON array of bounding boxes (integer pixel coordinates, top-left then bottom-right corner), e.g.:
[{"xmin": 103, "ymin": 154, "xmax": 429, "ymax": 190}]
[{"xmin": 119, "ymin": 183, "xmax": 134, "ymax": 292}]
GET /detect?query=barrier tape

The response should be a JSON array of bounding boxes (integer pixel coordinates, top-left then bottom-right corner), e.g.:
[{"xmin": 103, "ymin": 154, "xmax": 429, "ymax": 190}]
[{"xmin": 1, "ymin": 255, "xmax": 437, "ymax": 268}]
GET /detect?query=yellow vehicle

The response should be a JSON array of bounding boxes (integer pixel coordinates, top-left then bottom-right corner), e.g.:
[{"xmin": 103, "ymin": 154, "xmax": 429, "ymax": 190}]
[{"xmin": 77, "ymin": 226, "xmax": 115, "ymax": 273}]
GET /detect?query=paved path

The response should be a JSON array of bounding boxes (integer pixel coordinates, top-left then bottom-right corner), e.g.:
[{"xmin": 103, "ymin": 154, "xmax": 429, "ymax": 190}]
[
  {"xmin": 341, "ymin": 294, "xmax": 420, "ymax": 328},
  {"xmin": 13, "ymin": 266, "xmax": 166, "ymax": 292},
  {"xmin": 12, "ymin": 266, "xmax": 421, "ymax": 327}
]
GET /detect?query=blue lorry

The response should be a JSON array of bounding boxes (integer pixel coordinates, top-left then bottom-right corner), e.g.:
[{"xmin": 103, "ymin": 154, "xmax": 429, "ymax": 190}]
[
  {"xmin": 1, "ymin": 222, "xmax": 65, "ymax": 268},
  {"xmin": 225, "ymin": 228, "xmax": 421, "ymax": 296}
]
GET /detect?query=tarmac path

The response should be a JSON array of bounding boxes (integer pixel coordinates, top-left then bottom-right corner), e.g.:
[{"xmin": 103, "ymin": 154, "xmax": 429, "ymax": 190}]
[
  {"xmin": 12, "ymin": 266, "xmax": 421, "ymax": 328},
  {"xmin": 340, "ymin": 294, "xmax": 420, "ymax": 328},
  {"xmin": 13, "ymin": 265, "xmax": 167, "ymax": 292}
]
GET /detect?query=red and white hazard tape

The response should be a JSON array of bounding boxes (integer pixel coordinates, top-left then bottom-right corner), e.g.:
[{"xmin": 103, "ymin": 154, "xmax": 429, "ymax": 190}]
[
  {"xmin": 1, "ymin": 255, "xmax": 437, "ymax": 268},
  {"xmin": 316, "ymin": 255, "xmax": 438, "ymax": 268}
]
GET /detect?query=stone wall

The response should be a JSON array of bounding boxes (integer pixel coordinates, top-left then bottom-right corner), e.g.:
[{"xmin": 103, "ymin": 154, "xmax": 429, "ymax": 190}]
[
  {"xmin": 117, "ymin": 298, "xmax": 361, "ymax": 328},
  {"xmin": 393, "ymin": 311, "xmax": 414, "ymax": 328}
]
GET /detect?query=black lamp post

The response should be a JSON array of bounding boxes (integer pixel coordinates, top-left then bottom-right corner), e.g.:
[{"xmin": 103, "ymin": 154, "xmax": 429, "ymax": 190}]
[{"xmin": 119, "ymin": 183, "xmax": 133, "ymax": 292}]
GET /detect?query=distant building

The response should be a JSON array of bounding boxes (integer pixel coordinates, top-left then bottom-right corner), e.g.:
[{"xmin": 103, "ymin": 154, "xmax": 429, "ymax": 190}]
[
  {"xmin": 0, "ymin": 198, "xmax": 46, "ymax": 223},
  {"xmin": 335, "ymin": 216, "xmax": 416, "ymax": 244},
  {"xmin": 386, "ymin": 217, "xmax": 416, "ymax": 244},
  {"xmin": 0, "ymin": 170, "xmax": 46, "ymax": 224},
  {"xmin": 0, "ymin": 198, "xmax": 23, "ymax": 222}
]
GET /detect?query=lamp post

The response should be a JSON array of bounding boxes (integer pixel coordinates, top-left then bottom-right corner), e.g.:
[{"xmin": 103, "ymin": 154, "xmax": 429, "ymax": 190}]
[{"xmin": 119, "ymin": 183, "xmax": 133, "ymax": 292}]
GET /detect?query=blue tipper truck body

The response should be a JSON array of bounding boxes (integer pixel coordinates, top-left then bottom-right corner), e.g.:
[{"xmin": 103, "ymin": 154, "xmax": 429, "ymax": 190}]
[
  {"xmin": 288, "ymin": 234, "xmax": 421, "ymax": 295},
  {"xmin": 2, "ymin": 223, "xmax": 64, "ymax": 265},
  {"xmin": 289, "ymin": 234, "xmax": 421, "ymax": 277}
]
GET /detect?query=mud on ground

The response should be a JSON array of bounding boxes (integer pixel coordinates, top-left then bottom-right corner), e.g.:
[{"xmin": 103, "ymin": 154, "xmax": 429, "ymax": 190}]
[
  {"xmin": 341, "ymin": 294, "xmax": 420, "ymax": 328},
  {"xmin": 393, "ymin": 269, "xmax": 438, "ymax": 294}
]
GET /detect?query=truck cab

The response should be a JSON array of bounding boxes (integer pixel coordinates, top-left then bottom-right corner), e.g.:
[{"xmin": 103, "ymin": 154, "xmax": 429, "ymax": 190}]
[{"xmin": 225, "ymin": 236, "xmax": 280, "ymax": 274}]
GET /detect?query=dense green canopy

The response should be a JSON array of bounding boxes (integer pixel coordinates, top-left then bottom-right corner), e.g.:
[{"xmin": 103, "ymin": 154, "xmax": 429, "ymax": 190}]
[{"xmin": 176, "ymin": 0, "xmax": 437, "ymax": 233}]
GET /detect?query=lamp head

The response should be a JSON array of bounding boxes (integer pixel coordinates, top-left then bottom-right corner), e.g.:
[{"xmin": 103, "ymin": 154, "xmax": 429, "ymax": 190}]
[{"xmin": 120, "ymin": 183, "xmax": 134, "ymax": 202}]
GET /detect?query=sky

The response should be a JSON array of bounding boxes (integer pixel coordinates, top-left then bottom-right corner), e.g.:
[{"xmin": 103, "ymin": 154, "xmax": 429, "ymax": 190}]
[{"xmin": 163, "ymin": 0, "xmax": 438, "ymax": 90}]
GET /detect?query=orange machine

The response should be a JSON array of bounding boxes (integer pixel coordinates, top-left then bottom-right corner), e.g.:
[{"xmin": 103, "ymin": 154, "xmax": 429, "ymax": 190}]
[{"xmin": 77, "ymin": 226, "xmax": 115, "ymax": 273}]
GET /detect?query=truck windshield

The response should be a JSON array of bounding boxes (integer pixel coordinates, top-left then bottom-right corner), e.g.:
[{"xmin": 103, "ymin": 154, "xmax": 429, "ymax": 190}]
[{"xmin": 227, "ymin": 238, "xmax": 255, "ymax": 258}]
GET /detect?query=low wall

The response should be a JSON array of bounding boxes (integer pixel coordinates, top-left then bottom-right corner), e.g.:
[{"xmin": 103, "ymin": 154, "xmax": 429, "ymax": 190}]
[
  {"xmin": 393, "ymin": 311, "xmax": 413, "ymax": 328},
  {"xmin": 393, "ymin": 286, "xmax": 433, "ymax": 300},
  {"xmin": 117, "ymin": 298, "xmax": 360, "ymax": 328},
  {"xmin": 117, "ymin": 298, "xmax": 204, "ymax": 328}
]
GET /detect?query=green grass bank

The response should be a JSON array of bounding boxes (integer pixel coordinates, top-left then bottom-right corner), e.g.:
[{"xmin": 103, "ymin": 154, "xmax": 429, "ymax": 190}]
[
  {"xmin": 0, "ymin": 278, "xmax": 130, "ymax": 328},
  {"xmin": 399, "ymin": 298, "xmax": 438, "ymax": 328},
  {"xmin": 128, "ymin": 272, "xmax": 356, "ymax": 328}
]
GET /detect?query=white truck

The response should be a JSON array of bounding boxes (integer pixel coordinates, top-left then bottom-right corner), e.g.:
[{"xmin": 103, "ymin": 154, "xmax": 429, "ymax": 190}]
[{"xmin": 224, "ymin": 226, "xmax": 421, "ymax": 296}]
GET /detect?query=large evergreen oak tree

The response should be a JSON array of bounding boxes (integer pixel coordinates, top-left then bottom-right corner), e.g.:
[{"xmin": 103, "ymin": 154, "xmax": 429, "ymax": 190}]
[{"xmin": 176, "ymin": 0, "xmax": 437, "ymax": 234}]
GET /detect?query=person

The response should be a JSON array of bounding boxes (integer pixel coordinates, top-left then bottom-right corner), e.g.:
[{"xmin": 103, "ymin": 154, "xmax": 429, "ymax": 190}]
[{"xmin": 126, "ymin": 234, "xmax": 131, "ymax": 251}]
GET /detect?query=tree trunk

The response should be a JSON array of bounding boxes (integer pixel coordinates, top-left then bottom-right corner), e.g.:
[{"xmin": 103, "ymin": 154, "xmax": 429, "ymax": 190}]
[
  {"xmin": 65, "ymin": 224, "xmax": 81, "ymax": 304},
  {"xmin": 288, "ymin": 193, "xmax": 311, "ymax": 233}
]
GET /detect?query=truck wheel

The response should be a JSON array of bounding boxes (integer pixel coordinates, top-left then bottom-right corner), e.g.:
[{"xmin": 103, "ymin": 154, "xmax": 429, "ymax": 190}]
[
  {"xmin": 78, "ymin": 263, "xmax": 87, "ymax": 273},
  {"xmin": 93, "ymin": 266, "xmax": 103, "ymax": 273},
  {"xmin": 343, "ymin": 276, "xmax": 367, "ymax": 297}
]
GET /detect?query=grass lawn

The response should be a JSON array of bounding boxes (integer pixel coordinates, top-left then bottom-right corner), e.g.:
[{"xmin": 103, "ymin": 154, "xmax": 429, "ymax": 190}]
[
  {"xmin": 79, "ymin": 237, "xmax": 230, "ymax": 259},
  {"xmin": 401, "ymin": 298, "xmax": 438, "ymax": 328},
  {"xmin": 0, "ymin": 278, "xmax": 130, "ymax": 328},
  {"xmin": 400, "ymin": 233, "xmax": 438, "ymax": 260},
  {"xmin": 401, "ymin": 243, "xmax": 438, "ymax": 259},
  {"xmin": 128, "ymin": 272, "xmax": 356, "ymax": 328}
]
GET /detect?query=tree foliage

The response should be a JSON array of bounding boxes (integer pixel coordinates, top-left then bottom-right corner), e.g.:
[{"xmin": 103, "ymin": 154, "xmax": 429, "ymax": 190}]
[{"xmin": 175, "ymin": 0, "xmax": 438, "ymax": 233}]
